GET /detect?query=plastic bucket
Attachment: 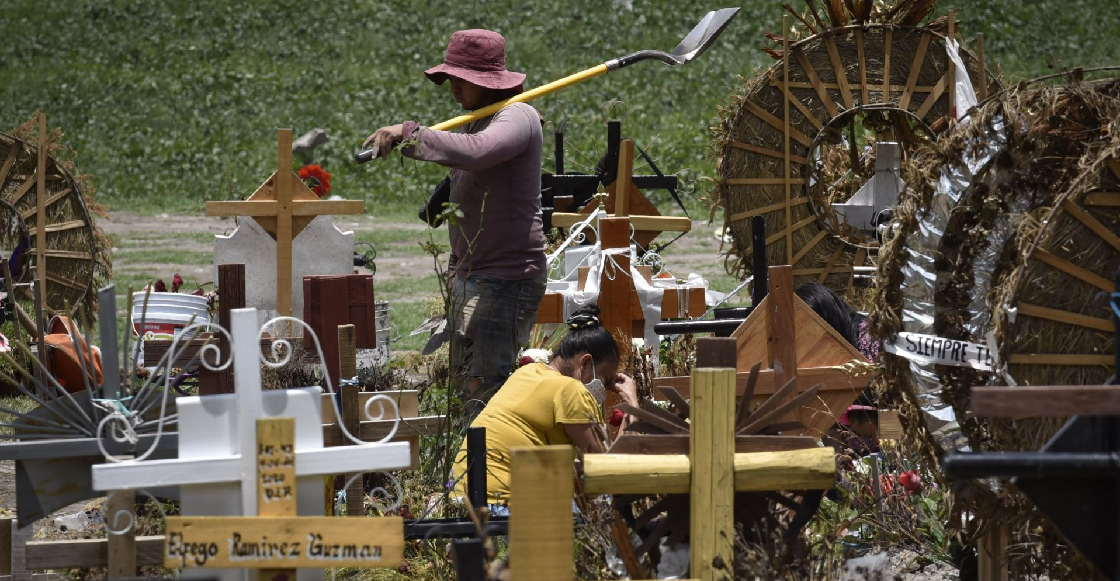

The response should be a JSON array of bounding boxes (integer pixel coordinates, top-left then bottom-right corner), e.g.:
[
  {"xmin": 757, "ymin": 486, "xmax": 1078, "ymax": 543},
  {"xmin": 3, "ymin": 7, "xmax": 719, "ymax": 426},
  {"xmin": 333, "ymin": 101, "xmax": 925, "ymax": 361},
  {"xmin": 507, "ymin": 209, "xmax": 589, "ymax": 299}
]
[{"xmin": 131, "ymin": 292, "xmax": 211, "ymax": 340}]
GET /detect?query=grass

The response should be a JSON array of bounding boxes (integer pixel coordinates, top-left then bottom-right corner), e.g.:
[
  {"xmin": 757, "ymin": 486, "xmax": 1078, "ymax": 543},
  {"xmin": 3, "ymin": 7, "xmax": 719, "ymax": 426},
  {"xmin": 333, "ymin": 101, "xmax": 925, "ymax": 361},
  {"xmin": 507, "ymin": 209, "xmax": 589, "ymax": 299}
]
[{"xmin": 3, "ymin": 1, "xmax": 1118, "ymax": 219}]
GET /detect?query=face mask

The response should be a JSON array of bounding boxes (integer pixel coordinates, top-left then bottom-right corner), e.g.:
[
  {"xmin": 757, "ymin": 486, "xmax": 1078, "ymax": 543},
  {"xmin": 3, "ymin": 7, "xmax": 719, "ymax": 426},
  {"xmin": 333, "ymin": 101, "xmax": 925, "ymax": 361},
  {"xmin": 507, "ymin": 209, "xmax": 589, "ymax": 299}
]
[{"xmin": 583, "ymin": 360, "xmax": 607, "ymax": 406}]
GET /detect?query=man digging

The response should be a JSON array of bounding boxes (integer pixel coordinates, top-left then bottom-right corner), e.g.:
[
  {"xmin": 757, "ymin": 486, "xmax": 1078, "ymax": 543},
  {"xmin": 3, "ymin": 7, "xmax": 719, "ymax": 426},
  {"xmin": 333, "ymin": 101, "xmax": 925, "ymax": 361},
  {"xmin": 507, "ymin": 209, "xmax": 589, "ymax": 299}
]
[{"xmin": 365, "ymin": 29, "xmax": 547, "ymax": 422}]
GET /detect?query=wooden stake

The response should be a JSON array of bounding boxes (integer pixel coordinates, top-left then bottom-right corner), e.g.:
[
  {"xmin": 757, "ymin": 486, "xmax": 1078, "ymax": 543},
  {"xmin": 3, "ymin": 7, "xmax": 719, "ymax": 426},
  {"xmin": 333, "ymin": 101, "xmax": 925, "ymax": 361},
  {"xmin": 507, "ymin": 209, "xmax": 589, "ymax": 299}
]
[
  {"xmin": 616, "ymin": 139, "xmax": 634, "ymax": 217},
  {"xmin": 883, "ymin": 28, "xmax": 893, "ymax": 102},
  {"xmin": 977, "ymin": 525, "xmax": 1009, "ymax": 581},
  {"xmin": 106, "ymin": 491, "xmax": 136, "ymax": 578},
  {"xmin": 977, "ymin": 33, "xmax": 988, "ymax": 100},
  {"xmin": 275, "ymin": 130, "xmax": 294, "ymax": 321},
  {"xmin": 34, "ymin": 114, "xmax": 46, "ymax": 313},
  {"xmin": 214, "ymin": 263, "xmax": 245, "ymax": 395},
  {"xmin": 783, "ymin": 16, "xmax": 793, "ymax": 266},
  {"xmin": 856, "ymin": 28, "xmax": 869, "ymax": 104},
  {"xmin": 768, "ymin": 266, "xmax": 798, "ymax": 390},
  {"xmin": 947, "ymin": 11, "xmax": 957, "ymax": 119},
  {"xmin": 509, "ymin": 446, "xmax": 574, "ymax": 581},
  {"xmin": 690, "ymin": 337, "xmax": 736, "ymax": 581},
  {"xmin": 338, "ymin": 324, "xmax": 365, "ymax": 517}
]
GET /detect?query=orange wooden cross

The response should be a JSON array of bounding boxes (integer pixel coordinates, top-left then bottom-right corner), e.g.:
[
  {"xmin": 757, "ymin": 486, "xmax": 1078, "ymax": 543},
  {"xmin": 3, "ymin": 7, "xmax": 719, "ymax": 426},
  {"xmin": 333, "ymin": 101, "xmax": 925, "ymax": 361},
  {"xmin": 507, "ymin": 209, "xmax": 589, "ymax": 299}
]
[
  {"xmin": 205, "ymin": 129, "xmax": 364, "ymax": 317},
  {"xmin": 653, "ymin": 265, "xmax": 874, "ymax": 437},
  {"xmin": 536, "ymin": 138, "xmax": 703, "ymax": 339}
]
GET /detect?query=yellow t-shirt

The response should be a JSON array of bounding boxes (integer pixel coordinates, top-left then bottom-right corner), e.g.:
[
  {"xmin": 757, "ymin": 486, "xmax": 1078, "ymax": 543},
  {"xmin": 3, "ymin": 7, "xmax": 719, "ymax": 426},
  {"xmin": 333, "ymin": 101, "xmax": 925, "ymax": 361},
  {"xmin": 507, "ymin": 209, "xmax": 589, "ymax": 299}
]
[{"xmin": 453, "ymin": 363, "xmax": 603, "ymax": 504}]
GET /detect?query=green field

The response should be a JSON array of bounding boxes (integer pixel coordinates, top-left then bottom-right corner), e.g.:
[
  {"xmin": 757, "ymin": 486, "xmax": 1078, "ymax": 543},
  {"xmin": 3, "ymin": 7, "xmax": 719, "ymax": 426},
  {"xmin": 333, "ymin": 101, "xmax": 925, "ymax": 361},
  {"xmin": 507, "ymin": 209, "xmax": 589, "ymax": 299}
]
[
  {"xmin": 3, "ymin": 0, "xmax": 1119, "ymax": 217},
  {"xmin": 3, "ymin": 0, "xmax": 1120, "ymax": 351}
]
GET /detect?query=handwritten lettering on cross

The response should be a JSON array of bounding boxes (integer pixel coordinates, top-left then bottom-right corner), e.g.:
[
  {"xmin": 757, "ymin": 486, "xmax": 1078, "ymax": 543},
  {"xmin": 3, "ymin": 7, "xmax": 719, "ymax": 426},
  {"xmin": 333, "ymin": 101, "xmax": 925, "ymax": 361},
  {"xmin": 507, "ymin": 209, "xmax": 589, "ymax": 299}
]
[
  {"xmin": 205, "ymin": 130, "xmax": 365, "ymax": 316},
  {"xmin": 92, "ymin": 308, "xmax": 410, "ymax": 579}
]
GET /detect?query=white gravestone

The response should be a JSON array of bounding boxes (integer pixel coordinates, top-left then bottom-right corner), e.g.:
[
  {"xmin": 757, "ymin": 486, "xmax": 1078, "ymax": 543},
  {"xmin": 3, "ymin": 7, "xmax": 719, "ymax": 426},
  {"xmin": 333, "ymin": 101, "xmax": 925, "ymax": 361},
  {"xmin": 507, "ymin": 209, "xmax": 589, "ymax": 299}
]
[
  {"xmin": 214, "ymin": 215, "xmax": 354, "ymax": 321},
  {"xmin": 93, "ymin": 308, "xmax": 410, "ymax": 581}
]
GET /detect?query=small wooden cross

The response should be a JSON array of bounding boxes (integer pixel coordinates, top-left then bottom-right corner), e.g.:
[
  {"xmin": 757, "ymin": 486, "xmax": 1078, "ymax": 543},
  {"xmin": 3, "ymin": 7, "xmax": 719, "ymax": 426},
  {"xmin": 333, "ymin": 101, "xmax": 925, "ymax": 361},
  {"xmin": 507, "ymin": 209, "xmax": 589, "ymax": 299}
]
[{"xmin": 205, "ymin": 130, "xmax": 365, "ymax": 317}]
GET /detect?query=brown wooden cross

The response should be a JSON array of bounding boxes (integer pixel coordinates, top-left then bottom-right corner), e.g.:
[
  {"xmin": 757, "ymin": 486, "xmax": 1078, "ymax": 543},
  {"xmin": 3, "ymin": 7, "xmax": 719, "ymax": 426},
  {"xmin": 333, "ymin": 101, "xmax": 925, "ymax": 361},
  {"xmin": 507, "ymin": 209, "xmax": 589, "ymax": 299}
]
[
  {"xmin": 537, "ymin": 139, "xmax": 703, "ymax": 340},
  {"xmin": 654, "ymin": 265, "xmax": 874, "ymax": 437},
  {"xmin": 205, "ymin": 129, "xmax": 365, "ymax": 316},
  {"xmin": 550, "ymin": 138, "xmax": 691, "ymax": 246}
]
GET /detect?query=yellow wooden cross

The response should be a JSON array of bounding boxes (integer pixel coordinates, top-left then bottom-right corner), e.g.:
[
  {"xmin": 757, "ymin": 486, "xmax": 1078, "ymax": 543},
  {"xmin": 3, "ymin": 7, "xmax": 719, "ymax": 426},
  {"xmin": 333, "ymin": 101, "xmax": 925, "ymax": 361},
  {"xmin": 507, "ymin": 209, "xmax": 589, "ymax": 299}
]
[
  {"xmin": 205, "ymin": 129, "xmax": 365, "ymax": 316},
  {"xmin": 508, "ymin": 338, "xmax": 836, "ymax": 581}
]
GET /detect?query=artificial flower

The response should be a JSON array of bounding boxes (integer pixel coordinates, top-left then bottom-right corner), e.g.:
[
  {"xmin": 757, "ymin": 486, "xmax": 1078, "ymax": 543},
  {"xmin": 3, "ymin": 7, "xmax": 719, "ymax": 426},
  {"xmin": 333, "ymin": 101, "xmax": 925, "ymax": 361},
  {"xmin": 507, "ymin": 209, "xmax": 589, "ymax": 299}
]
[
  {"xmin": 298, "ymin": 164, "xmax": 332, "ymax": 197},
  {"xmin": 608, "ymin": 408, "xmax": 626, "ymax": 427},
  {"xmin": 153, "ymin": 279, "xmax": 167, "ymax": 293},
  {"xmin": 899, "ymin": 470, "xmax": 923, "ymax": 494},
  {"xmin": 171, "ymin": 273, "xmax": 184, "ymax": 293}
]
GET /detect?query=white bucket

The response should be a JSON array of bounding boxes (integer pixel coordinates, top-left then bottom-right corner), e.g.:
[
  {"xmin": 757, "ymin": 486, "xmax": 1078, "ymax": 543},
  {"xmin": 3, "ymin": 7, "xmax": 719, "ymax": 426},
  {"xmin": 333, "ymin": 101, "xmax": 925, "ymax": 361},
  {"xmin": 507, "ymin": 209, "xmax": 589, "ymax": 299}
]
[{"xmin": 131, "ymin": 292, "xmax": 211, "ymax": 340}]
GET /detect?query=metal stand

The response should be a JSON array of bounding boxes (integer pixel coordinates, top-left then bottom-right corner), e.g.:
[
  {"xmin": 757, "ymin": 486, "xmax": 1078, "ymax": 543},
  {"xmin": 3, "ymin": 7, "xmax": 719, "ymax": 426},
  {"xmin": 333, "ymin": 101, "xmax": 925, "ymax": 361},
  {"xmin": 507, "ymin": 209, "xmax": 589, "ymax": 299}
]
[{"xmin": 403, "ymin": 427, "xmax": 509, "ymax": 539}]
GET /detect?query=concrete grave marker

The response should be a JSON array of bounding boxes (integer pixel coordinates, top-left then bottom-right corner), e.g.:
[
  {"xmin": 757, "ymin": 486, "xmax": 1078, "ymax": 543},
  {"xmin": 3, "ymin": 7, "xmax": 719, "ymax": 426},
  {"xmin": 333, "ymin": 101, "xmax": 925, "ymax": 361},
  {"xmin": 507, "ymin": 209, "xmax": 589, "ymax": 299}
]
[{"xmin": 214, "ymin": 216, "xmax": 354, "ymax": 321}]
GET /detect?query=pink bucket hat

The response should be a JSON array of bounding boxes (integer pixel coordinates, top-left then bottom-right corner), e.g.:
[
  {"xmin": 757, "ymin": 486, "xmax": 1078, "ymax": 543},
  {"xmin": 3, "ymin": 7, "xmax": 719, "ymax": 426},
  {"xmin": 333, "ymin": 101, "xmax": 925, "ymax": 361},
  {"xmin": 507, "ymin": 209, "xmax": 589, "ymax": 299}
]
[{"xmin": 424, "ymin": 29, "xmax": 526, "ymax": 91}]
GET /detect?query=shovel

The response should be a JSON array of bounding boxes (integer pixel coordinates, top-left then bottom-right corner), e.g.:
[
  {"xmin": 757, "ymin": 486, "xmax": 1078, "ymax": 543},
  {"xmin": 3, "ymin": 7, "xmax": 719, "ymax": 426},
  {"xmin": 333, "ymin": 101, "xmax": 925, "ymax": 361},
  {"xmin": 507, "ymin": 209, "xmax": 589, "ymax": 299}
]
[{"xmin": 356, "ymin": 7, "xmax": 740, "ymax": 162}]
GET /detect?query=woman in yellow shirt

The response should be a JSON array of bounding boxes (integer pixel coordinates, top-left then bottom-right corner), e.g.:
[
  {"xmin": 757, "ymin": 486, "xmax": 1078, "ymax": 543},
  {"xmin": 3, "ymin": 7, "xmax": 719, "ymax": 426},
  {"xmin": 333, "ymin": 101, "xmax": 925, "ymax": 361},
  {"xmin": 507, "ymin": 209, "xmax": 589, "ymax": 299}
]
[{"xmin": 453, "ymin": 306, "xmax": 638, "ymax": 507}]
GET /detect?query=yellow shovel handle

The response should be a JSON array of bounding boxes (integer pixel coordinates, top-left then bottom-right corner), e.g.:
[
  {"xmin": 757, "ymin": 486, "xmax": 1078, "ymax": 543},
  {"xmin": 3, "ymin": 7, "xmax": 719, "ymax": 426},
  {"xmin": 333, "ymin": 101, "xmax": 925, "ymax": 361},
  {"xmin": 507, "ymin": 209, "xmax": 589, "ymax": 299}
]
[{"xmin": 430, "ymin": 63, "xmax": 610, "ymax": 132}]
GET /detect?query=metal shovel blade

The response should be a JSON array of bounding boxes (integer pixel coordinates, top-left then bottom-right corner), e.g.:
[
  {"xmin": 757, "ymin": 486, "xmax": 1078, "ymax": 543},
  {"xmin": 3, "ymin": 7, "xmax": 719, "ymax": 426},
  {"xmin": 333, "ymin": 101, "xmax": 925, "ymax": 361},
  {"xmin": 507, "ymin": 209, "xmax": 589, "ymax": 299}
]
[
  {"xmin": 608, "ymin": 7, "xmax": 740, "ymax": 69},
  {"xmin": 670, "ymin": 7, "xmax": 741, "ymax": 64}
]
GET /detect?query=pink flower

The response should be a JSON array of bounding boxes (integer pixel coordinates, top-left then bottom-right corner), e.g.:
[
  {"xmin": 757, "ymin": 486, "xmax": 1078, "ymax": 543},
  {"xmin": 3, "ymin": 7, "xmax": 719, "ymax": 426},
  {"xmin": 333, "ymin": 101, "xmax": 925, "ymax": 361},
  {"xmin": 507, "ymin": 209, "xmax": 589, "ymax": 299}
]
[{"xmin": 608, "ymin": 408, "xmax": 625, "ymax": 427}]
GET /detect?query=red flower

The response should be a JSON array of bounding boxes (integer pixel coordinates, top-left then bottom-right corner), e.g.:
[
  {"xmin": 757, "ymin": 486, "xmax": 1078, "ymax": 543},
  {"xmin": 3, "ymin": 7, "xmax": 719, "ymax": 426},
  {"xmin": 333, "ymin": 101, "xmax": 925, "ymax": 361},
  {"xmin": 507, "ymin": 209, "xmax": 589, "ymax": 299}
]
[
  {"xmin": 153, "ymin": 279, "xmax": 167, "ymax": 293},
  {"xmin": 608, "ymin": 408, "xmax": 625, "ymax": 427},
  {"xmin": 518, "ymin": 355, "xmax": 535, "ymax": 367},
  {"xmin": 171, "ymin": 273, "xmax": 184, "ymax": 293},
  {"xmin": 899, "ymin": 470, "xmax": 923, "ymax": 495},
  {"xmin": 298, "ymin": 164, "xmax": 332, "ymax": 197}
]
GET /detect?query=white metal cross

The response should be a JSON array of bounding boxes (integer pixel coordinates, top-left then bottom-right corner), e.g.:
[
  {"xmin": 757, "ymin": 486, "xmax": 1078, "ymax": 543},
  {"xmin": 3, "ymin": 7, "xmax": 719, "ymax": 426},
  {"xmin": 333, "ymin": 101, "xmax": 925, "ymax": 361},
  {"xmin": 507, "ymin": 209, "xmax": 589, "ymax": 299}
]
[{"xmin": 91, "ymin": 308, "xmax": 410, "ymax": 580}]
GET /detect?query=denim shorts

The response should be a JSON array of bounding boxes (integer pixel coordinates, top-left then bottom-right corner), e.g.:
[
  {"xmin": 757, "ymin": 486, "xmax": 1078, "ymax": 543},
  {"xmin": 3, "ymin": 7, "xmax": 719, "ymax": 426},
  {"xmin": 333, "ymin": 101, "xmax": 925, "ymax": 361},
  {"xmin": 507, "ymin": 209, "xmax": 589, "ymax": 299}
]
[{"xmin": 448, "ymin": 272, "xmax": 547, "ymax": 413}]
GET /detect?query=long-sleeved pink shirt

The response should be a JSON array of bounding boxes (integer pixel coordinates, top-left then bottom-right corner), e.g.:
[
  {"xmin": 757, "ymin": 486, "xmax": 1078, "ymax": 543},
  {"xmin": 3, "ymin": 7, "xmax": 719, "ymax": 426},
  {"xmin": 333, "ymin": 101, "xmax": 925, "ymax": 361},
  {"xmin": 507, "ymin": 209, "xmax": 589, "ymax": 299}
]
[{"xmin": 401, "ymin": 102, "xmax": 546, "ymax": 280}]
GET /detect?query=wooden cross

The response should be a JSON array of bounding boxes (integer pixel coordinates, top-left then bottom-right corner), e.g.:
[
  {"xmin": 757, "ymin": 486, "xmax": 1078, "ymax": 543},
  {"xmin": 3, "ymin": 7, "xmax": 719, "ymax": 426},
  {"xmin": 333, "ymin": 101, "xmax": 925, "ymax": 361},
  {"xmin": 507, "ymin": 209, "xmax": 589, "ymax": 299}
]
[
  {"xmin": 205, "ymin": 130, "xmax": 365, "ymax": 317},
  {"xmin": 550, "ymin": 138, "xmax": 692, "ymax": 244},
  {"xmin": 93, "ymin": 308, "xmax": 410, "ymax": 581},
  {"xmin": 653, "ymin": 265, "xmax": 873, "ymax": 437},
  {"xmin": 159, "ymin": 416, "xmax": 404, "ymax": 574},
  {"xmin": 536, "ymin": 140, "xmax": 705, "ymax": 343},
  {"xmin": 507, "ymin": 338, "xmax": 836, "ymax": 581}
]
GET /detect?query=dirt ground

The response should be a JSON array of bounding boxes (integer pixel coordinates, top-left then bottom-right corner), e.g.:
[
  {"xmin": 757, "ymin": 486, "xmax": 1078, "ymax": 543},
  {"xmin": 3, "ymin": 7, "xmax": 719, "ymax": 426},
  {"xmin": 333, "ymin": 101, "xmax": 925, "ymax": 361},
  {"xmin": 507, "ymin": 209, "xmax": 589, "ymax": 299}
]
[{"xmin": 97, "ymin": 209, "xmax": 740, "ymax": 291}]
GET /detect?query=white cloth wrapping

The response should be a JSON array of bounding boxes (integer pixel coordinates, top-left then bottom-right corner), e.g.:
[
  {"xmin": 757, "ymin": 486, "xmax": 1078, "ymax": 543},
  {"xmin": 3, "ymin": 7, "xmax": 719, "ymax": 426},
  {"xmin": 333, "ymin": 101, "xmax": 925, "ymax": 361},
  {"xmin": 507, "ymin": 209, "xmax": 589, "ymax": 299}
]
[
  {"xmin": 550, "ymin": 242, "xmax": 715, "ymax": 370},
  {"xmin": 946, "ymin": 39, "xmax": 979, "ymax": 121}
]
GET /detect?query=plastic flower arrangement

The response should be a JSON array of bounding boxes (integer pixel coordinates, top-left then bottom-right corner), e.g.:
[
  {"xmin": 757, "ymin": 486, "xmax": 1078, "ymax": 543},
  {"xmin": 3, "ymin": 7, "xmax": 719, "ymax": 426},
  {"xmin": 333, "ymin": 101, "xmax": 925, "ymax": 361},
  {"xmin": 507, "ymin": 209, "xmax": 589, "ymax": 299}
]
[
  {"xmin": 517, "ymin": 348, "xmax": 551, "ymax": 367},
  {"xmin": 298, "ymin": 164, "xmax": 332, "ymax": 198}
]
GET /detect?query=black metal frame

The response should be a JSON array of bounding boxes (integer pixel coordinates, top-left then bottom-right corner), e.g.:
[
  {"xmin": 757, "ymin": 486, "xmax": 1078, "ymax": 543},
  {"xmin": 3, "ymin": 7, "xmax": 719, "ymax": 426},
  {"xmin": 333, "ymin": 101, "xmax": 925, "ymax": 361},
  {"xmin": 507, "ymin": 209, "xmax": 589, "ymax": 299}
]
[
  {"xmin": 541, "ymin": 120, "xmax": 679, "ymax": 231},
  {"xmin": 402, "ymin": 427, "xmax": 508, "ymax": 541}
]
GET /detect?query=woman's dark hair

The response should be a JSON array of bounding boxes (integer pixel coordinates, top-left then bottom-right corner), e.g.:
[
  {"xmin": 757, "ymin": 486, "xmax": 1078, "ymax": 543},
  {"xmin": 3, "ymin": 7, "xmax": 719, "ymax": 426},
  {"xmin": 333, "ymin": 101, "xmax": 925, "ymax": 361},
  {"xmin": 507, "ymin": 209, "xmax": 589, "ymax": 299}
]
[
  {"xmin": 795, "ymin": 283, "xmax": 860, "ymax": 348},
  {"xmin": 554, "ymin": 305, "xmax": 619, "ymax": 365},
  {"xmin": 481, "ymin": 86, "xmax": 523, "ymax": 108}
]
